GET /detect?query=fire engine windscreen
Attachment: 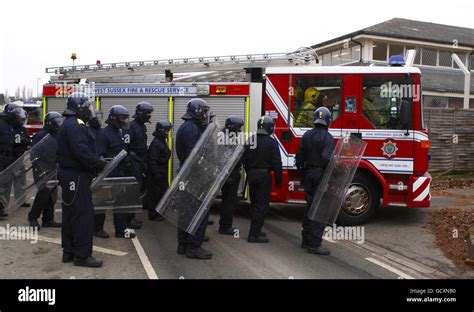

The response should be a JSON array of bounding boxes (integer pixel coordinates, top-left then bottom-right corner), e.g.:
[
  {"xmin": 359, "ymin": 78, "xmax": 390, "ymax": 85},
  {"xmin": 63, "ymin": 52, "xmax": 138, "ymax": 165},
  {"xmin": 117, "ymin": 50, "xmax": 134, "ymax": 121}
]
[
  {"xmin": 308, "ymin": 135, "xmax": 367, "ymax": 225},
  {"xmin": 0, "ymin": 134, "xmax": 58, "ymax": 214},
  {"xmin": 155, "ymin": 121, "xmax": 245, "ymax": 235}
]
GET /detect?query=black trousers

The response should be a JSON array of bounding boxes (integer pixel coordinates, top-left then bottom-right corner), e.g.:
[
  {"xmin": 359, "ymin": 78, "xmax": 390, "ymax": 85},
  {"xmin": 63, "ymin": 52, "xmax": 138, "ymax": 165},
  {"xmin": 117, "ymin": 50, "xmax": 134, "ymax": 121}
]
[
  {"xmin": 302, "ymin": 168, "xmax": 327, "ymax": 248},
  {"xmin": 144, "ymin": 174, "xmax": 168, "ymax": 219},
  {"xmin": 177, "ymin": 212, "xmax": 209, "ymax": 248},
  {"xmin": 94, "ymin": 212, "xmax": 127, "ymax": 233},
  {"xmin": 28, "ymin": 186, "xmax": 56, "ymax": 223},
  {"xmin": 247, "ymin": 169, "xmax": 272, "ymax": 237},
  {"xmin": 128, "ymin": 156, "xmax": 145, "ymax": 222},
  {"xmin": 58, "ymin": 169, "xmax": 94, "ymax": 258},
  {"xmin": 219, "ymin": 175, "xmax": 240, "ymax": 230}
]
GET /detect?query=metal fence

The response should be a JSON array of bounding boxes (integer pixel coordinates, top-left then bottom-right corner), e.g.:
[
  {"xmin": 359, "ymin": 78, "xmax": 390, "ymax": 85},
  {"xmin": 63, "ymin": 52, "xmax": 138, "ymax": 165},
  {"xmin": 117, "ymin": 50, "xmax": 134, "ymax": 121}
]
[{"xmin": 424, "ymin": 108, "xmax": 474, "ymax": 173}]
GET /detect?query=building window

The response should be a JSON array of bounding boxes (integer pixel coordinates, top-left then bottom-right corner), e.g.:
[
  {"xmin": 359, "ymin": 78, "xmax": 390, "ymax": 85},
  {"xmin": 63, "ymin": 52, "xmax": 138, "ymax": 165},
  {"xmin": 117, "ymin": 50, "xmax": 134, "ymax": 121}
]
[
  {"xmin": 340, "ymin": 48, "xmax": 351, "ymax": 64},
  {"xmin": 470, "ymin": 54, "xmax": 474, "ymax": 71},
  {"xmin": 373, "ymin": 42, "xmax": 388, "ymax": 61},
  {"xmin": 351, "ymin": 46, "xmax": 360, "ymax": 61},
  {"xmin": 438, "ymin": 51, "xmax": 452, "ymax": 67},
  {"xmin": 453, "ymin": 53, "xmax": 466, "ymax": 69},
  {"xmin": 322, "ymin": 53, "xmax": 331, "ymax": 66},
  {"xmin": 331, "ymin": 51, "xmax": 341, "ymax": 65},
  {"xmin": 389, "ymin": 44, "xmax": 404, "ymax": 57},
  {"xmin": 421, "ymin": 48, "xmax": 437, "ymax": 66}
]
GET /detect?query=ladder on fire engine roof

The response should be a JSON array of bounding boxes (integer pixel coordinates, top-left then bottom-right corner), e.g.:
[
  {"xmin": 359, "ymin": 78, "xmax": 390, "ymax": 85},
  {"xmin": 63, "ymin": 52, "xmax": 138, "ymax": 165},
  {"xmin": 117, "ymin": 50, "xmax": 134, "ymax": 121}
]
[{"xmin": 45, "ymin": 48, "xmax": 319, "ymax": 83}]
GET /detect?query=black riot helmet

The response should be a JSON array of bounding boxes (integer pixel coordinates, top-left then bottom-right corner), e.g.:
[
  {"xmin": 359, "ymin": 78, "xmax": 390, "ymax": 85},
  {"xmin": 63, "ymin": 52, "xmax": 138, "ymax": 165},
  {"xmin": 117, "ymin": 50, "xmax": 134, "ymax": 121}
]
[
  {"xmin": 183, "ymin": 98, "xmax": 210, "ymax": 125},
  {"xmin": 2, "ymin": 103, "xmax": 25, "ymax": 125},
  {"xmin": 65, "ymin": 92, "xmax": 95, "ymax": 122},
  {"xmin": 225, "ymin": 115, "xmax": 244, "ymax": 133},
  {"xmin": 134, "ymin": 102, "xmax": 154, "ymax": 123},
  {"xmin": 257, "ymin": 115, "xmax": 275, "ymax": 135},
  {"xmin": 44, "ymin": 112, "xmax": 64, "ymax": 133},
  {"xmin": 153, "ymin": 120, "xmax": 173, "ymax": 137},
  {"xmin": 313, "ymin": 107, "xmax": 333, "ymax": 127},
  {"xmin": 107, "ymin": 105, "xmax": 130, "ymax": 129}
]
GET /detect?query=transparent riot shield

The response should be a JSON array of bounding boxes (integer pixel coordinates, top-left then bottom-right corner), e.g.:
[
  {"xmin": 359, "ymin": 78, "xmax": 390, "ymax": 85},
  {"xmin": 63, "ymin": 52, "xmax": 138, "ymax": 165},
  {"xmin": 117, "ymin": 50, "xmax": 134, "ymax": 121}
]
[
  {"xmin": 156, "ymin": 121, "xmax": 245, "ymax": 235},
  {"xmin": 0, "ymin": 134, "xmax": 57, "ymax": 214},
  {"xmin": 308, "ymin": 135, "xmax": 367, "ymax": 225},
  {"xmin": 90, "ymin": 149, "xmax": 128, "ymax": 190},
  {"xmin": 92, "ymin": 177, "xmax": 143, "ymax": 214}
]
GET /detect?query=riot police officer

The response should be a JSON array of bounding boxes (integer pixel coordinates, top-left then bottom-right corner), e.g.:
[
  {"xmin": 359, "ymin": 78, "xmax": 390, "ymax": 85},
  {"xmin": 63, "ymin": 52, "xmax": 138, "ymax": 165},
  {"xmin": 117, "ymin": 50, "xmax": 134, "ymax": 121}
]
[
  {"xmin": 218, "ymin": 116, "xmax": 244, "ymax": 235},
  {"xmin": 124, "ymin": 102, "xmax": 154, "ymax": 229},
  {"xmin": 94, "ymin": 105, "xmax": 136, "ymax": 239},
  {"xmin": 295, "ymin": 107, "xmax": 335, "ymax": 256},
  {"xmin": 242, "ymin": 116, "xmax": 282, "ymax": 243},
  {"xmin": 175, "ymin": 98, "xmax": 212, "ymax": 259},
  {"xmin": 87, "ymin": 110, "xmax": 103, "ymax": 140},
  {"xmin": 145, "ymin": 120, "xmax": 172, "ymax": 222},
  {"xmin": 28, "ymin": 112, "xmax": 63, "ymax": 229},
  {"xmin": 57, "ymin": 92, "xmax": 107, "ymax": 268},
  {"xmin": 12, "ymin": 109, "xmax": 32, "ymax": 207},
  {"xmin": 0, "ymin": 103, "xmax": 24, "ymax": 219}
]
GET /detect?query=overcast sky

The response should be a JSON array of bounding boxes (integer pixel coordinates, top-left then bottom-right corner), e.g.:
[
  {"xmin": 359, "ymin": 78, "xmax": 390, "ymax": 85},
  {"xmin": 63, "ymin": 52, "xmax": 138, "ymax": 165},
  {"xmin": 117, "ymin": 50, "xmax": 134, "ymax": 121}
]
[{"xmin": 1, "ymin": 0, "xmax": 473, "ymax": 96}]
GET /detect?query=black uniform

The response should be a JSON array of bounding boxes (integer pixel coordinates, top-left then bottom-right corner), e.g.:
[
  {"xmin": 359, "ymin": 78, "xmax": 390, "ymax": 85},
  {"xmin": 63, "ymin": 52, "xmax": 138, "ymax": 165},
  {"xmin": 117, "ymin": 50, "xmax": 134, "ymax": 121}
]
[
  {"xmin": 0, "ymin": 116, "xmax": 15, "ymax": 215},
  {"xmin": 175, "ymin": 119, "xmax": 209, "ymax": 248},
  {"xmin": 295, "ymin": 125, "xmax": 335, "ymax": 248},
  {"xmin": 28, "ymin": 129, "xmax": 58, "ymax": 223},
  {"xmin": 219, "ymin": 161, "xmax": 241, "ymax": 232},
  {"xmin": 242, "ymin": 133, "xmax": 282, "ymax": 238},
  {"xmin": 144, "ymin": 131, "xmax": 171, "ymax": 219},
  {"xmin": 57, "ymin": 116, "xmax": 105, "ymax": 258},
  {"xmin": 124, "ymin": 119, "xmax": 148, "ymax": 192},
  {"xmin": 12, "ymin": 124, "xmax": 31, "ymax": 201},
  {"xmin": 94, "ymin": 124, "xmax": 128, "ymax": 234}
]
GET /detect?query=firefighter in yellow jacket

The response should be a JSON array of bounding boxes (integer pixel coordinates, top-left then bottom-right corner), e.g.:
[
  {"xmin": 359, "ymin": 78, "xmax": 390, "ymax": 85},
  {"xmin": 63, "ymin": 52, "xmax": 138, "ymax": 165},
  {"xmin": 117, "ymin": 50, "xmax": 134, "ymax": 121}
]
[{"xmin": 295, "ymin": 87, "xmax": 324, "ymax": 127}]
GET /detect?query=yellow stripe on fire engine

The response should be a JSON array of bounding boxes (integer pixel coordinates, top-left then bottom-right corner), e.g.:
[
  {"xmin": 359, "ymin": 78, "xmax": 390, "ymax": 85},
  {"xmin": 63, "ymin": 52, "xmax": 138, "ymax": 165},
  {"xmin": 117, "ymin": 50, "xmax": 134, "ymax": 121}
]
[
  {"xmin": 243, "ymin": 96, "xmax": 250, "ymax": 200},
  {"xmin": 42, "ymin": 97, "xmax": 47, "ymax": 125},
  {"xmin": 168, "ymin": 96, "xmax": 174, "ymax": 185}
]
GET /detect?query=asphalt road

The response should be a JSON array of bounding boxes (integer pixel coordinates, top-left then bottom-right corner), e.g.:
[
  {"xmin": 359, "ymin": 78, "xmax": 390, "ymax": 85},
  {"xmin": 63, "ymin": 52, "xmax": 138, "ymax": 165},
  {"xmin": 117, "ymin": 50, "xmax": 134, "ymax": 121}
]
[{"xmin": 1, "ymin": 190, "xmax": 468, "ymax": 279}]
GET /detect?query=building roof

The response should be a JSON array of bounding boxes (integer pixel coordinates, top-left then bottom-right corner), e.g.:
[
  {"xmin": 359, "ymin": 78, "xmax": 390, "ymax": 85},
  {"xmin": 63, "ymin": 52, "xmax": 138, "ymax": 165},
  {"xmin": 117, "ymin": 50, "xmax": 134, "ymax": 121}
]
[
  {"xmin": 312, "ymin": 18, "xmax": 474, "ymax": 49},
  {"xmin": 420, "ymin": 67, "xmax": 474, "ymax": 94},
  {"xmin": 266, "ymin": 66, "xmax": 421, "ymax": 75}
]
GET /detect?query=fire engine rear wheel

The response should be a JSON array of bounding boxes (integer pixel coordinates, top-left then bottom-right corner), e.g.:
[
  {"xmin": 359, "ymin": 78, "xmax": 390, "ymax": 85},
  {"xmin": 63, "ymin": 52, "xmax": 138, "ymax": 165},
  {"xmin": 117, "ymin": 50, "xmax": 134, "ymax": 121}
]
[{"xmin": 336, "ymin": 172, "xmax": 379, "ymax": 225}]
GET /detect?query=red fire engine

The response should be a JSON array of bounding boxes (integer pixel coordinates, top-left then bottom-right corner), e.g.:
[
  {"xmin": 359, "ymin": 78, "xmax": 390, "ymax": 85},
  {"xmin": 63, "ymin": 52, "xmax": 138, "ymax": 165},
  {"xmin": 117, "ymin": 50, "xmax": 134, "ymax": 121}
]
[{"xmin": 43, "ymin": 50, "xmax": 431, "ymax": 225}]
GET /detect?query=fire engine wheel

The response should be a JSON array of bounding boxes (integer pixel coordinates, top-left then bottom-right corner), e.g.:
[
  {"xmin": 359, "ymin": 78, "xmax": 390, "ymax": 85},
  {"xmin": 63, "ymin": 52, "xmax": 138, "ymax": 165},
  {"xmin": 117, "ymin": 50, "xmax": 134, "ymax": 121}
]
[{"xmin": 336, "ymin": 173, "xmax": 378, "ymax": 225}]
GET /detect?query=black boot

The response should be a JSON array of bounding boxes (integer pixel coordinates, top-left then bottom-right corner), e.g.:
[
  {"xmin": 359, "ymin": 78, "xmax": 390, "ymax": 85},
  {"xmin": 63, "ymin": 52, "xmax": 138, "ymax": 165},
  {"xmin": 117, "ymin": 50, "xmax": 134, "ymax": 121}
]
[
  {"xmin": 74, "ymin": 256, "xmax": 103, "ymax": 268},
  {"xmin": 94, "ymin": 230, "xmax": 110, "ymax": 238},
  {"xmin": 128, "ymin": 218, "xmax": 142, "ymax": 229},
  {"xmin": 29, "ymin": 219, "xmax": 41, "ymax": 230},
  {"xmin": 177, "ymin": 243, "xmax": 187, "ymax": 255},
  {"xmin": 248, "ymin": 235, "xmax": 269, "ymax": 243},
  {"xmin": 207, "ymin": 219, "xmax": 214, "ymax": 226},
  {"xmin": 259, "ymin": 231, "xmax": 267, "ymax": 238},
  {"xmin": 218, "ymin": 227, "xmax": 236, "ymax": 235},
  {"xmin": 42, "ymin": 220, "xmax": 62, "ymax": 228},
  {"xmin": 149, "ymin": 214, "xmax": 165, "ymax": 222},
  {"xmin": 307, "ymin": 245, "xmax": 330, "ymax": 256},
  {"xmin": 0, "ymin": 209, "xmax": 8, "ymax": 220},
  {"xmin": 21, "ymin": 202, "xmax": 31, "ymax": 208},
  {"xmin": 203, "ymin": 235, "xmax": 209, "ymax": 242},
  {"xmin": 301, "ymin": 237, "xmax": 310, "ymax": 249},
  {"xmin": 185, "ymin": 246, "xmax": 213, "ymax": 260},
  {"xmin": 62, "ymin": 252, "xmax": 74, "ymax": 263}
]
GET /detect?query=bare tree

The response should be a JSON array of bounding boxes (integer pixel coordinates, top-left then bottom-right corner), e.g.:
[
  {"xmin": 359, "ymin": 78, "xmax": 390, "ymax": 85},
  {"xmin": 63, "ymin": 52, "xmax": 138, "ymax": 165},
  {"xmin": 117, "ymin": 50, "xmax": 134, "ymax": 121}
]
[{"xmin": 15, "ymin": 86, "xmax": 21, "ymax": 100}]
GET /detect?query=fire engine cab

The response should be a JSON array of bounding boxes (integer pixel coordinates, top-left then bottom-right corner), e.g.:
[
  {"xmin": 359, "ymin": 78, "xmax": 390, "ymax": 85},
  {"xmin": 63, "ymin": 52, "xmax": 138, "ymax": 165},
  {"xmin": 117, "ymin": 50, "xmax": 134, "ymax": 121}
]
[{"xmin": 43, "ymin": 50, "xmax": 431, "ymax": 225}]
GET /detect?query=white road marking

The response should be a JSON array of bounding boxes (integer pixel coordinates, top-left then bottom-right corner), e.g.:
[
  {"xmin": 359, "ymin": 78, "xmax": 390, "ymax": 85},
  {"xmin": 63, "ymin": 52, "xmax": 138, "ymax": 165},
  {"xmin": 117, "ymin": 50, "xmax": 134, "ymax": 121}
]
[
  {"xmin": 10, "ymin": 233, "xmax": 128, "ymax": 256},
  {"xmin": 366, "ymin": 257, "xmax": 415, "ymax": 279},
  {"xmin": 132, "ymin": 236, "xmax": 159, "ymax": 280}
]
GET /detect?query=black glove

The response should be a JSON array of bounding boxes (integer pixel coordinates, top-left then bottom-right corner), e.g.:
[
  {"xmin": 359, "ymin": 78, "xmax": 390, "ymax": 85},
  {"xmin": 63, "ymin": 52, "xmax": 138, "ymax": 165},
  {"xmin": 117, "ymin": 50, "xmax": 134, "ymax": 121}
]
[{"xmin": 97, "ymin": 159, "xmax": 108, "ymax": 171}]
